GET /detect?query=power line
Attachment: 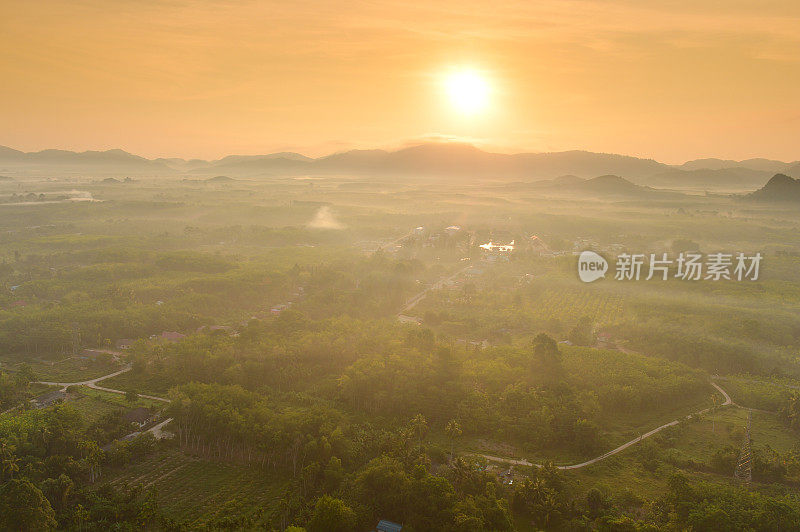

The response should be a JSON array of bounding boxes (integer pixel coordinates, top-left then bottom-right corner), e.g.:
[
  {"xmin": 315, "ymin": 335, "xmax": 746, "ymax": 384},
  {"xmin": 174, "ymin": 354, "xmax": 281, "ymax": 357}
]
[{"xmin": 734, "ymin": 410, "xmax": 752, "ymax": 484}]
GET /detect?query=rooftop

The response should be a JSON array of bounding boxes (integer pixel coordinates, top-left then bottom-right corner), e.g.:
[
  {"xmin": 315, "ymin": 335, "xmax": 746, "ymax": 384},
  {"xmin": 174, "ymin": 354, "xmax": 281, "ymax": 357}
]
[
  {"xmin": 376, "ymin": 520, "xmax": 403, "ymax": 532},
  {"xmin": 124, "ymin": 407, "xmax": 152, "ymax": 424}
]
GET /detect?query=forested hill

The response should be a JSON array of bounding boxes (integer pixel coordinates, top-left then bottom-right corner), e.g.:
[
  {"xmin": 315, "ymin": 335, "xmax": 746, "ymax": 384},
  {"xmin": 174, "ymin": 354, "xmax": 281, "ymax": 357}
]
[{"xmin": 746, "ymin": 173, "xmax": 800, "ymax": 201}]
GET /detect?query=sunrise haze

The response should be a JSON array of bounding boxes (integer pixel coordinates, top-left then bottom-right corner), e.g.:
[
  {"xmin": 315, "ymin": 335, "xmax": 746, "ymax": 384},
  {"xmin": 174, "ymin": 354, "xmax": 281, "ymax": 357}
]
[{"xmin": 2, "ymin": 0, "xmax": 800, "ymax": 163}]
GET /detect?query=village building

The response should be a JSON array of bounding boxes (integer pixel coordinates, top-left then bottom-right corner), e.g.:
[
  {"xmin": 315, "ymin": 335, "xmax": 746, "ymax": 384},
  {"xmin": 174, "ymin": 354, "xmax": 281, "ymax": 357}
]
[
  {"xmin": 124, "ymin": 407, "xmax": 154, "ymax": 428},
  {"xmin": 397, "ymin": 314, "xmax": 422, "ymax": 325},
  {"xmin": 271, "ymin": 303, "xmax": 289, "ymax": 315},
  {"xmin": 160, "ymin": 331, "xmax": 186, "ymax": 342},
  {"xmin": 116, "ymin": 339, "xmax": 135, "ymax": 350},
  {"xmin": 375, "ymin": 520, "xmax": 403, "ymax": 532}
]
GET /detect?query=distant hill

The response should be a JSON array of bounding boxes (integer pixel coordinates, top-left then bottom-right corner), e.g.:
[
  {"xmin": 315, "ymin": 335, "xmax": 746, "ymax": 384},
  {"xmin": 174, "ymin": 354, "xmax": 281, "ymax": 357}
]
[
  {"xmin": 199, "ymin": 156, "xmax": 309, "ymax": 176},
  {"xmin": 0, "ymin": 142, "xmax": 797, "ymax": 188},
  {"xmin": 552, "ymin": 175, "xmax": 584, "ymax": 186},
  {"xmin": 518, "ymin": 174, "xmax": 673, "ymax": 199},
  {"xmin": 200, "ymin": 143, "xmax": 671, "ymax": 180},
  {"xmin": 680, "ymin": 157, "xmax": 792, "ymax": 173},
  {"xmin": 746, "ymin": 174, "xmax": 800, "ymax": 202},
  {"xmin": 580, "ymin": 174, "xmax": 643, "ymax": 193},
  {"xmin": 206, "ymin": 175, "xmax": 236, "ymax": 182},
  {"xmin": 0, "ymin": 146, "xmax": 173, "ymax": 175},
  {"xmin": 642, "ymin": 167, "xmax": 771, "ymax": 190}
]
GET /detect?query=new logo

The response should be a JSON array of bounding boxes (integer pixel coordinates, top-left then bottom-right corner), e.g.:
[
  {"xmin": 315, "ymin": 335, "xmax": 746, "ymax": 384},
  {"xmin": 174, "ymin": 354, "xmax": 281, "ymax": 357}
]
[{"xmin": 578, "ymin": 251, "xmax": 608, "ymax": 283}]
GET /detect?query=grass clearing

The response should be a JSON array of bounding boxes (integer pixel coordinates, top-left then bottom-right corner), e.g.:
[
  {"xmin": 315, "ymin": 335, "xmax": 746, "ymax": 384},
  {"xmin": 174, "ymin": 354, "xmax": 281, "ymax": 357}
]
[
  {"xmin": 721, "ymin": 375, "xmax": 795, "ymax": 411},
  {"xmin": 100, "ymin": 370, "xmax": 173, "ymax": 397},
  {"xmin": 66, "ymin": 386, "xmax": 165, "ymax": 424},
  {"xmin": 74, "ymin": 386, "xmax": 165, "ymax": 410},
  {"xmin": 68, "ymin": 394, "xmax": 125, "ymax": 424}
]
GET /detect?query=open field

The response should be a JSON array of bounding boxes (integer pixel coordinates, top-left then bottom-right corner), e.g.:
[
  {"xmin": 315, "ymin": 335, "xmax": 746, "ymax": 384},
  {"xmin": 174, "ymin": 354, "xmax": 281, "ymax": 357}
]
[
  {"xmin": 104, "ymin": 451, "xmax": 288, "ymax": 527},
  {"xmin": 568, "ymin": 405, "xmax": 800, "ymax": 500},
  {"xmin": 0, "ymin": 353, "xmax": 123, "ymax": 382}
]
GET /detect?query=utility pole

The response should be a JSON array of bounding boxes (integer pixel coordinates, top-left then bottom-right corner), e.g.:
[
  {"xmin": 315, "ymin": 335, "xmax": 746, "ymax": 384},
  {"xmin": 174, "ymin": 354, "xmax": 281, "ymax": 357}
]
[
  {"xmin": 711, "ymin": 393, "xmax": 718, "ymax": 433},
  {"xmin": 734, "ymin": 410, "xmax": 752, "ymax": 484},
  {"xmin": 71, "ymin": 322, "xmax": 81, "ymax": 356}
]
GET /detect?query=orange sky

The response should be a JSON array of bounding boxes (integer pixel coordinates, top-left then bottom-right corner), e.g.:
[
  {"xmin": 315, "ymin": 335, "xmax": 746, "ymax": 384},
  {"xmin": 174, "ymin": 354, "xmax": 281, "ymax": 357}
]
[{"xmin": 2, "ymin": 0, "xmax": 799, "ymax": 163}]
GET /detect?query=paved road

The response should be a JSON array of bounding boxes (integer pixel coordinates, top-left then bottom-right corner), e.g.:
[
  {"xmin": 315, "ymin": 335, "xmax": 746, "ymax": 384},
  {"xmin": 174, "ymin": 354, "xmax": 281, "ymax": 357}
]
[
  {"xmin": 111, "ymin": 417, "xmax": 175, "ymax": 449},
  {"xmin": 36, "ymin": 365, "xmax": 170, "ymax": 403},
  {"xmin": 711, "ymin": 381, "xmax": 732, "ymax": 406},
  {"xmin": 399, "ymin": 265, "xmax": 472, "ymax": 314},
  {"xmin": 90, "ymin": 382, "xmax": 170, "ymax": 403},
  {"xmin": 384, "ymin": 229, "xmax": 415, "ymax": 250},
  {"xmin": 147, "ymin": 417, "xmax": 174, "ymax": 439},
  {"xmin": 479, "ymin": 381, "xmax": 733, "ymax": 470},
  {"xmin": 38, "ymin": 364, "xmax": 174, "ymax": 445},
  {"xmin": 36, "ymin": 365, "xmax": 133, "ymax": 390}
]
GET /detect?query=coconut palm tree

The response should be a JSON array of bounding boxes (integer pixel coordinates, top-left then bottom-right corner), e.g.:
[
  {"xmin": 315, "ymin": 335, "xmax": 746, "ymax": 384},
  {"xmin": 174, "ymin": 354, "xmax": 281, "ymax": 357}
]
[
  {"xmin": 0, "ymin": 441, "xmax": 20, "ymax": 480},
  {"xmin": 445, "ymin": 419, "xmax": 462, "ymax": 459}
]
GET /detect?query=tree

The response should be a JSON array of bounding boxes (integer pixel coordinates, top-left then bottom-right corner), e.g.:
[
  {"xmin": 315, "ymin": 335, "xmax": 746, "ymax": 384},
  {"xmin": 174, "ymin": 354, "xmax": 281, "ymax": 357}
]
[
  {"xmin": 40, "ymin": 474, "xmax": 74, "ymax": 512},
  {"xmin": 16, "ymin": 363, "xmax": 36, "ymax": 385},
  {"xmin": 586, "ymin": 487, "xmax": 603, "ymax": 518},
  {"xmin": 323, "ymin": 456, "xmax": 344, "ymax": 492},
  {"xmin": 410, "ymin": 414, "xmax": 428, "ymax": 451},
  {"xmin": 0, "ymin": 441, "xmax": 20, "ymax": 481},
  {"xmin": 306, "ymin": 496, "xmax": 356, "ymax": 532},
  {"xmin": 779, "ymin": 391, "xmax": 800, "ymax": 430},
  {"xmin": 573, "ymin": 418, "xmax": 601, "ymax": 455},
  {"xmin": 567, "ymin": 316, "xmax": 594, "ymax": 346},
  {"xmin": 125, "ymin": 390, "xmax": 139, "ymax": 404},
  {"xmin": 445, "ymin": 420, "xmax": 462, "ymax": 459},
  {"xmin": 355, "ymin": 456, "xmax": 410, "ymax": 519},
  {"xmin": 0, "ymin": 479, "xmax": 57, "ymax": 531},
  {"xmin": 532, "ymin": 333, "xmax": 561, "ymax": 375}
]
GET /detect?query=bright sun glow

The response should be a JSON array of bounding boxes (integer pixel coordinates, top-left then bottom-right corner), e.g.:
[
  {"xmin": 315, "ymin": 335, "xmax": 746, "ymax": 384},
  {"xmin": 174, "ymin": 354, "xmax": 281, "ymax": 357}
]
[{"xmin": 444, "ymin": 69, "xmax": 489, "ymax": 114}]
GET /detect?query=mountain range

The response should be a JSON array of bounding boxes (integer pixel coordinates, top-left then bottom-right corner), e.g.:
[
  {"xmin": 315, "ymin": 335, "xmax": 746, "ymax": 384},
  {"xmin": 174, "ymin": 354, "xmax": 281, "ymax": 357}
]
[{"xmin": 1, "ymin": 143, "xmax": 798, "ymax": 190}]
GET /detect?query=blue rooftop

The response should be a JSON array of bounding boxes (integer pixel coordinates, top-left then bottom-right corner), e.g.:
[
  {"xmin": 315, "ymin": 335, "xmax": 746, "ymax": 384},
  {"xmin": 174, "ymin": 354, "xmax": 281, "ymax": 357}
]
[{"xmin": 376, "ymin": 520, "xmax": 403, "ymax": 532}]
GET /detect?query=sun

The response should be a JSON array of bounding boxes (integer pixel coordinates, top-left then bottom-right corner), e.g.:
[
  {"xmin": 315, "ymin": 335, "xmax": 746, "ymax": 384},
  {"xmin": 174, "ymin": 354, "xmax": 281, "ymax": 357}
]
[{"xmin": 444, "ymin": 69, "xmax": 489, "ymax": 115}]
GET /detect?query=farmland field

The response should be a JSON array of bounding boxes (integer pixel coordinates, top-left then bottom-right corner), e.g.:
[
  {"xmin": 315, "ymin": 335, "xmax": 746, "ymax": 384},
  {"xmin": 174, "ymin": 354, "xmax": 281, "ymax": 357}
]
[
  {"xmin": 104, "ymin": 451, "xmax": 288, "ymax": 527},
  {"xmin": 0, "ymin": 353, "xmax": 122, "ymax": 383}
]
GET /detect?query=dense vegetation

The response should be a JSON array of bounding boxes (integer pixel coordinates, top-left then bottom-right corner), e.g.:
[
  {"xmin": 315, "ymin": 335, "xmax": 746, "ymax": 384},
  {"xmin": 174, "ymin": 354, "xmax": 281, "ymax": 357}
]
[{"xmin": 2, "ymin": 172, "xmax": 800, "ymax": 530}]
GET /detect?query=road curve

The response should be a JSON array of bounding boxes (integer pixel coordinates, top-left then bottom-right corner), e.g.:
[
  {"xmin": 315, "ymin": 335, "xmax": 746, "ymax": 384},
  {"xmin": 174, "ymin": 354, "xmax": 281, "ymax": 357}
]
[
  {"xmin": 711, "ymin": 381, "xmax": 732, "ymax": 406},
  {"xmin": 36, "ymin": 365, "xmax": 133, "ymax": 389},
  {"xmin": 89, "ymin": 383, "xmax": 170, "ymax": 403},
  {"xmin": 36, "ymin": 365, "xmax": 170, "ymax": 403},
  {"xmin": 479, "ymin": 380, "xmax": 733, "ymax": 470}
]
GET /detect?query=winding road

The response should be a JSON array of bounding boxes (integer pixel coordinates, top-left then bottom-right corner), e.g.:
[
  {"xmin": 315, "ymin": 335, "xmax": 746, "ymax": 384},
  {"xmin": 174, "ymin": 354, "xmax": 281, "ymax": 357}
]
[
  {"xmin": 36, "ymin": 364, "xmax": 170, "ymax": 403},
  {"xmin": 479, "ymin": 381, "xmax": 733, "ymax": 470},
  {"xmin": 37, "ymin": 365, "xmax": 133, "ymax": 391},
  {"xmin": 36, "ymin": 365, "xmax": 174, "ymax": 441}
]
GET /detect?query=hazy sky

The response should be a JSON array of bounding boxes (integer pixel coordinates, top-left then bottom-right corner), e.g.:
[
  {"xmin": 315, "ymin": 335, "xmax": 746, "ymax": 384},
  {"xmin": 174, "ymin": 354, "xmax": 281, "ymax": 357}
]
[{"xmin": 2, "ymin": 0, "xmax": 800, "ymax": 162}]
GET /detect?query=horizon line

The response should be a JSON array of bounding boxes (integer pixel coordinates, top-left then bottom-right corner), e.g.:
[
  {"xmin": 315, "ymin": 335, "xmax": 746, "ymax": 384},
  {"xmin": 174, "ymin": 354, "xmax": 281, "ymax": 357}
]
[{"xmin": 1, "ymin": 141, "xmax": 797, "ymax": 167}]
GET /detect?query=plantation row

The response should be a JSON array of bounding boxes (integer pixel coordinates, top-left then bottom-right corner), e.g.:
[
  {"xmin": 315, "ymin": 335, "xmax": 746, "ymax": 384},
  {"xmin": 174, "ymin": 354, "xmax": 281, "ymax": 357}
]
[{"xmin": 106, "ymin": 451, "xmax": 284, "ymax": 525}]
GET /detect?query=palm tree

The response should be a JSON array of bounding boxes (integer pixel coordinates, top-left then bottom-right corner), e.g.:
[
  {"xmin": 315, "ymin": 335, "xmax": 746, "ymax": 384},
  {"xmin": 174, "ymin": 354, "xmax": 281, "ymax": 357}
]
[
  {"xmin": 0, "ymin": 441, "xmax": 20, "ymax": 480},
  {"xmin": 540, "ymin": 490, "xmax": 561, "ymax": 527},
  {"xmin": 445, "ymin": 419, "xmax": 462, "ymax": 459},
  {"xmin": 410, "ymin": 414, "xmax": 428, "ymax": 451}
]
